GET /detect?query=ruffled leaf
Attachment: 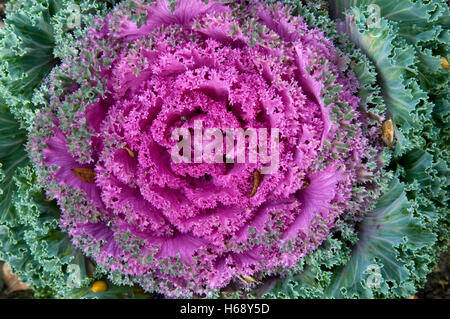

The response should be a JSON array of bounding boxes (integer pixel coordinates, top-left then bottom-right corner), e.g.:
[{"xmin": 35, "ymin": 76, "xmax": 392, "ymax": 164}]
[
  {"xmin": 0, "ymin": 165, "xmax": 94, "ymax": 297},
  {"xmin": 0, "ymin": 0, "xmax": 60, "ymax": 107},
  {"xmin": 325, "ymin": 177, "xmax": 436, "ymax": 298},
  {"xmin": 338, "ymin": 9, "xmax": 429, "ymax": 155},
  {"xmin": 0, "ymin": 105, "xmax": 28, "ymax": 226}
]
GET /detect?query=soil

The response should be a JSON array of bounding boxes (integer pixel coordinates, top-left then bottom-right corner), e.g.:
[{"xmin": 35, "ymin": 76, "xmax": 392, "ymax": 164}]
[
  {"xmin": 0, "ymin": 262, "xmax": 34, "ymax": 299},
  {"xmin": 0, "ymin": 1, "xmax": 6, "ymax": 21},
  {"xmin": 417, "ymin": 249, "xmax": 450, "ymax": 299}
]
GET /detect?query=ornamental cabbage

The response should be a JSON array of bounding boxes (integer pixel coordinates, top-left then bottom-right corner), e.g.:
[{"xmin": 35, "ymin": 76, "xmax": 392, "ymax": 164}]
[
  {"xmin": 27, "ymin": 0, "xmax": 385, "ymax": 297},
  {"xmin": 0, "ymin": 0, "xmax": 448, "ymax": 299}
]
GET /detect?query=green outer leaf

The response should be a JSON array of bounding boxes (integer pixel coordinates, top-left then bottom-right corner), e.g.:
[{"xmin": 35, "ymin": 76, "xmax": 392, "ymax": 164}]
[
  {"xmin": 330, "ymin": 0, "xmax": 442, "ymax": 22},
  {"xmin": 0, "ymin": 0, "xmax": 59, "ymax": 107},
  {"xmin": 0, "ymin": 166, "xmax": 94, "ymax": 298},
  {"xmin": 339, "ymin": 9, "xmax": 429, "ymax": 155},
  {"xmin": 327, "ymin": 1, "xmax": 448, "ymax": 299},
  {"xmin": 66, "ymin": 285, "xmax": 150, "ymax": 299},
  {"xmin": 330, "ymin": 0, "xmax": 449, "ymax": 106},
  {"xmin": 0, "ymin": 105, "xmax": 28, "ymax": 226},
  {"xmin": 331, "ymin": 0, "xmax": 449, "ymax": 25},
  {"xmin": 325, "ymin": 177, "xmax": 435, "ymax": 298},
  {"xmin": 0, "ymin": 104, "xmax": 88, "ymax": 298},
  {"xmin": 258, "ymin": 233, "xmax": 353, "ymax": 299}
]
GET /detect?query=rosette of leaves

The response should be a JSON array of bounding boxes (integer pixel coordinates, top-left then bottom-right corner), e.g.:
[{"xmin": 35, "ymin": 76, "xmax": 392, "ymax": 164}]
[
  {"xmin": 0, "ymin": 0, "xmax": 447, "ymax": 299},
  {"xmin": 25, "ymin": 0, "xmax": 391, "ymax": 297}
]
